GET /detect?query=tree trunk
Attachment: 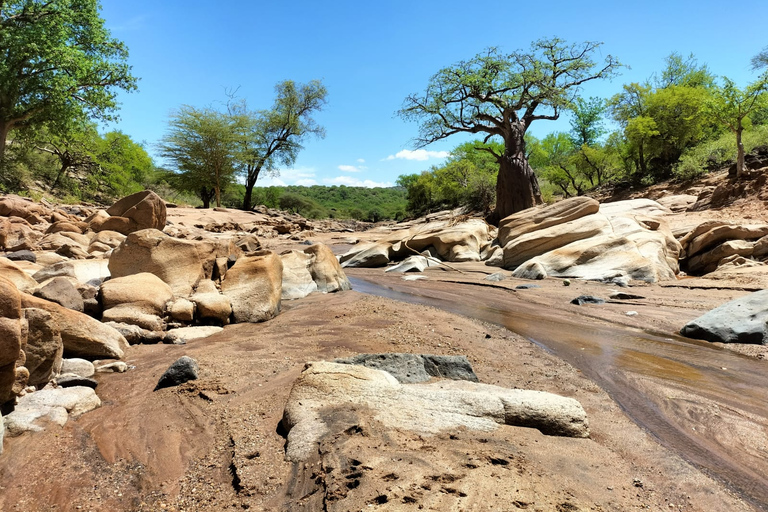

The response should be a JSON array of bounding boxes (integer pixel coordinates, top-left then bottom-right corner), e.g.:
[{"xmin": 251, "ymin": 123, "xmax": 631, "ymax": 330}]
[
  {"xmin": 215, "ymin": 186, "xmax": 221, "ymax": 207},
  {"xmin": 736, "ymin": 123, "xmax": 745, "ymax": 179},
  {"xmin": 0, "ymin": 123, "xmax": 9, "ymax": 164},
  {"xmin": 488, "ymin": 136, "xmax": 541, "ymax": 224},
  {"xmin": 241, "ymin": 166, "xmax": 261, "ymax": 211}
]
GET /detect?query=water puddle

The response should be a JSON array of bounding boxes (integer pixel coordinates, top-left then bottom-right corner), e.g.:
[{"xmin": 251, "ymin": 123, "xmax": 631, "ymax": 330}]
[{"xmin": 350, "ymin": 276, "xmax": 768, "ymax": 510}]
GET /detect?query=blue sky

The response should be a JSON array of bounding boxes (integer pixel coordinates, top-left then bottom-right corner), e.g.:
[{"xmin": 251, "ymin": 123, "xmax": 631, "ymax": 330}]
[{"xmin": 100, "ymin": 0, "xmax": 768, "ymax": 188}]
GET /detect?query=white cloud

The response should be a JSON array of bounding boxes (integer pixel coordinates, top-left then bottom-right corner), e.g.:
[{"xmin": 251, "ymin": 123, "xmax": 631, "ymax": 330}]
[
  {"xmin": 356, "ymin": 158, "xmax": 366, "ymax": 163},
  {"xmin": 338, "ymin": 164, "xmax": 366, "ymax": 173},
  {"xmin": 384, "ymin": 149, "xmax": 451, "ymax": 161},
  {"xmin": 324, "ymin": 176, "xmax": 393, "ymax": 188},
  {"xmin": 256, "ymin": 167, "xmax": 316, "ymax": 187}
]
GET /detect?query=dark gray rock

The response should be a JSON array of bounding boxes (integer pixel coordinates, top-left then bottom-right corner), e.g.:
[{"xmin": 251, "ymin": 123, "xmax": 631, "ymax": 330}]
[
  {"xmin": 335, "ymin": 353, "xmax": 478, "ymax": 384},
  {"xmin": 680, "ymin": 289, "xmax": 768, "ymax": 344},
  {"xmin": 609, "ymin": 292, "xmax": 645, "ymax": 300},
  {"xmin": 154, "ymin": 356, "xmax": 199, "ymax": 391},
  {"xmin": 4, "ymin": 250, "xmax": 36, "ymax": 263},
  {"xmin": 56, "ymin": 375, "xmax": 98, "ymax": 389},
  {"xmin": 570, "ymin": 295, "xmax": 606, "ymax": 305},
  {"xmin": 421, "ymin": 355, "xmax": 479, "ymax": 382},
  {"xmin": 34, "ymin": 277, "xmax": 84, "ymax": 312},
  {"xmin": 516, "ymin": 284, "xmax": 540, "ymax": 290}
]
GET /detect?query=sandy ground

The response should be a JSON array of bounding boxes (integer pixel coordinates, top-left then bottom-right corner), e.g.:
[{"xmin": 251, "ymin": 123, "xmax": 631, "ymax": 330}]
[{"xmin": 0, "ymin": 199, "xmax": 766, "ymax": 511}]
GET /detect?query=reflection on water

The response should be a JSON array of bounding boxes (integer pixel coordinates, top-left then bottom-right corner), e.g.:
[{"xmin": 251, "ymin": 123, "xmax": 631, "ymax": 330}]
[{"xmin": 350, "ymin": 277, "xmax": 768, "ymax": 511}]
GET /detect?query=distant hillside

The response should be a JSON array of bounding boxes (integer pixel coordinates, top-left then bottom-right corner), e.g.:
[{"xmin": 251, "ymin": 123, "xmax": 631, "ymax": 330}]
[{"xmin": 222, "ymin": 184, "xmax": 407, "ymax": 221}]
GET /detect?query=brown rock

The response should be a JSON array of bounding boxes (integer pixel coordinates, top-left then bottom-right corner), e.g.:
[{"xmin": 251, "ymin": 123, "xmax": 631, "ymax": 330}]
[
  {"xmin": 499, "ymin": 197, "xmax": 600, "ymax": 247},
  {"xmin": 0, "ymin": 195, "xmax": 51, "ymax": 224},
  {"xmin": 21, "ymin": 294, "xmax": 128, "ymax": 360},
  {"xmin": 99, "ymin": 190, "xmax": 167, "ymax": 235},
  {"xmin": 221, "ymin": 250, "xmax": 282, "ymax": 323},
  {"xmin": 0, "ymin": 277, "xmax": 23, "ymax": 403},
  {"xmin": 108, "ymin": 229, "xmax": 240, "ymax": 296},
  {"xmin": 23, "ymin": 308, "xmax": 63, "ymax": 387},
  {"xmin": 45, "ymin": 221, "xmax": 87, "ymax": 235},
  {"xmin": 0, "ymin": 257, "xmax": 39, "ymax": 293},
  {"xmin": 101, "ymin": 273, "xmax": 173, "ymax": 331},
  {"xmin": 34, "ymin": 277, "xmax": 85, "ymax": 312},
  {"xmin": 304, "ymin": 243, "xmax": 351, "ymax": 293}
]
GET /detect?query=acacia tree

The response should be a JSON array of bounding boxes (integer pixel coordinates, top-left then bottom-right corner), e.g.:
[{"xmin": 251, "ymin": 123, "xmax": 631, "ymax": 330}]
[
  {"xmin": 0, "ymin": 0, "xmax": 137, "ymax": 162},
  {"xmin": 230, "ymin": 80, "xmax": 327, "ymax": 211},
  {"xmin": 399, "ymin": 38, "xmax": 621, "ymax": 223},
  {"xmin": 159, "ymin": 106, "xmax": 238, "ymax": 208}
]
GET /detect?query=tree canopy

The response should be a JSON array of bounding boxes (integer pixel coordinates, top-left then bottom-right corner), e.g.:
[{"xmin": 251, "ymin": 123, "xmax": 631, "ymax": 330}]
[
  {"xmin": 230, "ymin": 80, "xmax": 327, "ymax": 210},
  {"xmin": 399, "ymin": 38, "xmax": 621, "ymax": 222},
  {"xmin": 0, "ymin": 0, "xmax": 137, "ymax": 162},
  {"xmin": 158, "ymin": 106, "xmax": 239, "ymax": 208}
]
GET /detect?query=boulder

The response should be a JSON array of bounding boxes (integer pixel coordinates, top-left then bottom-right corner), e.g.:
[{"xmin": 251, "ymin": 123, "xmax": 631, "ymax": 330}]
[
  {"xmin": 221, "ymin": 250, "xmax": 282, "ymax": 323},
  {"xmin": 304, "ymin": 243, "xmax": 351, "ymax": 293},
  {"xmin": 680, "ymin": 221, "xmax": 768, "ymax": 260},
  {"xmin": 571, "ymin": 295, "xmax": 606, "ymax": 305},
  {"xmin": 385, "ymin": 254, "xmax": 441, "ymax": 273},
  {"xmin": 3, "ymin": 386, "xmax": 101, "ymax": 436},
  {"xmin": 108, "ymin": 229, "xmax": 239, "ymax": 296},
  {"xmin": 21, "ymin": 294, "xmax": 128, "ymax": 360},
  {"xmin": 335, "ymin": 353, "xmax": 478, "ymax": 384},
  {"xmin": 97, "ymin": 190, "xmax": 167, "ymax": 235},
  {"xmin": 87, "ymin": 230, "xmax": 126, "ymax": 254},
  {"xmin": 168, "ymin": 298, "xmax": 195, "ymax": 322},
  {"xmin": 598, "ymin": 198, "xmax": 672, "ymax": 218},
  {"xmin": 0, "ymin": 216, "xmax": 41, "ymax": 251},
  {"xmin": 33, "ymin": 277, "xmax": 84, "ymax": 312},
  {"xmin": 681, "ymin": 290, "xmax": 768, "ymax": 344},
  {"xmin": 101, "ymin": 272, "xmax": 172, "ymax": 330},
  {"xmin": 59, "ymin": 358, "xmax": 95, "ymax": 378},
  {"xmin": 191, "ymin": 291, "xmax": 232, "ymax": 324},
  {"xmin": 0, "ymin": 257, "xmax": 39, "ymax": 293},
  {"xmin": 23, "ymin": 308, "xmax": 63, "ymax": 387},
  {"xmin": 502, "ymin": 213, "xmax": 612, "ymax": 268},
  {"xmin": 56, "ymin": 375, "xmax": 97, "ymax": 389},
  {"xmin": 281, "ymin": 362, "xmax": 589, "ymax": 461},
  {"xmin": 686, "ymin": 239, "xmax": 756, "ymax": 275},
  {"xmin": 154, "ymin": 356, "xmax": 199, "ymax": 391},
  {"xmin": 339, "ymin": 242, "xmax": 391, "ymax": 268},
  {"xmin": 498, "ymin": 196, "xmax": 600, "ymax": 246},
  {"xmin": 656, "ymin": 194, "xmax": 698, "ymax": 212},
  {"xmin": 0, "ymin": 277, "xmax": 23, "ymax": 404},
  {"xmin": 103, "ymin": 322, "xmax": 165, "ymax": 345},
  {"xmin": 0, "ymin": 195, "xmax": 51, "ymax": 224},
  {"xmin": 4, "ymin": 250, "xmax": 36, "ymax": 263},
  {"xmin": 45, "ymin": 220, "xmax": 87, "ymax": 234},
  {"xmin": 280, "ymin": 250, "xmax": 317, "ymax": 300}
]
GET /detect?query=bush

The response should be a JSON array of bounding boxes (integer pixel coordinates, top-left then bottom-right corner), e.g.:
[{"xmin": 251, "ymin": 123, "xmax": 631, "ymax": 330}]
[{"xmin": 674, "ymin": 125, "xmax": 768, "ymax": 180}]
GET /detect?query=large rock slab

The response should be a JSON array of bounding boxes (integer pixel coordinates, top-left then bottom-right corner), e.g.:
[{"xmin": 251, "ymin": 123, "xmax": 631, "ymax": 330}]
[
  {"xmin": 0, "ymin": 277, "xmax": 23, "ymax": 404},
  {"xmin": 680, "ymin": 221, "xmax": 768, "ymax": 260},
  {"xmin": 335, "ymin": 353, "xmax": 478, "ymax": 384},
  {"xmin": 21, "ymin": 294, "xmax": 127, "ymax": 360},
  {"xmin": 32, "ymin": 259, "xmax": 110, "ymax": 287},
  {"xmin": 109, "ymin": 229, "xmax": 238, "ymax": 296},
  {"xmin": 680, "ymin": 290, "xmax": 768, "ymax": 344},
  {"xmin": 221, "ymin": 250, "xmax": 282, "ymax": 323},
  {"xmin": 97, "ymin": 190, "xmax": 167, "ymax": 235},
  {"xmin": 281, "ymin": 362, "xmax": 589, "ymax": 461},
  {"xmin": 498, "ymin": 196, "xmax": 600, "ymax": 247},
  {"xmin": 33, "ymin": 277, "xmax": 84, "ymax": 312},
  {"xmin": 0, "ymin": 216, "xmax": 42, "ymax": 251}
]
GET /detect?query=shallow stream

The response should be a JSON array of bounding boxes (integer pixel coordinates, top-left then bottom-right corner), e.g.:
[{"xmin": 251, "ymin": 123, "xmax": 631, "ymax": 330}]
[{"xmin": 350, "ymin": 276, "xmax": 768, "ymax": 510}]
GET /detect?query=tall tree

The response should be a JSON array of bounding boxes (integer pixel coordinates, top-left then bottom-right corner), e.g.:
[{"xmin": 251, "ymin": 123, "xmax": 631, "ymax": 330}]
[
  {"xmin": 0, "ymin": 0, "xmax": 137, "ymax": 162},
  {"xmin": 708, "ymin": 75, "xmax": 768, "ymax": 178},
  {"xmin": 230, "ymin": 80, "xmax": 327, "ymax": 211},
  {"xmin": 398, "ymin": 38, "xmax": 621, "ymax": 223},
  {"xmin": 158, "ymin": 106, "xmax": 238, "ymax": 208}
]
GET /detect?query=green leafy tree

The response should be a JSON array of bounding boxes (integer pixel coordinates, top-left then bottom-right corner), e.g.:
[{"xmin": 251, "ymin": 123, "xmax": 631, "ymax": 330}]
[
  {"xmin": 399, "ymin": 38, "xmax": 621, "ymax": 223},
  {"xmin": 31, "ymin": 122, "xmax": 100, "ymax": 192},
  {"xmin": 229, "ymin": 80, "xmax": 327, "ymax": 211},
  {"xmin": 91, "ymin": 131, "xmax": 154, "ymax": 195},
  {"xmin": 569, "ymin": 97, "xmax": 606, "ymax": 147},
  {"xmin": 0, "ymin": 0, "xmax": 137, "ymax": 162},
  {"xmin": 159, "ymin": 106, "xmax": 238, "ymax": 208},
  {"xmin": 708, "ymin": 75, "xmax": 768, "ymax": 178}
]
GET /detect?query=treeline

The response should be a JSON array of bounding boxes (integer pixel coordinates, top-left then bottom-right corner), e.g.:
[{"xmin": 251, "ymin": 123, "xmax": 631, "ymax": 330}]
[
  {"xmin": 397, "ymin": 52, "xmax": 768, "ymax": 213},
  {"xmin": 221, "ymin": 184, "xmax": 407, "ymax": 221}
]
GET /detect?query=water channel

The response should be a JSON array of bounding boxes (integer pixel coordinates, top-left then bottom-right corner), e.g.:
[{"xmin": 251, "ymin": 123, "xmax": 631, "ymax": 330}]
[{"xmin": 349, "ymin": 276, "xmax": 768, "ymax": 510}]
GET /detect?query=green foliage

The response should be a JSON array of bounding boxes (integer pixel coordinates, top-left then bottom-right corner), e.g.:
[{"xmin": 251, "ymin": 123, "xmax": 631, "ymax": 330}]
[
  {"xmin": 158, "ymin": 106, "xmax": 239, "ymax": 208},
  {"xmin": 228, "ymin": 80, "xmax": 327, "ymax": 210},
  {"xmin": 396, "ymin": 139, "xmax": 502, "ymax": 215},
  {"xmin": 0, "ymin": 0, "xmax": 137, "ymax": 161},
  {"xmin": 674, "ymin": 124, "xmax": 768, "ymax": 180},
  {"xmin": 569, "ymin": 97, "xmax": 606, "ymax": 147},
  {"xmin": 242, "ymin": 185, "xmax": 407, "ymax": 221}
]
